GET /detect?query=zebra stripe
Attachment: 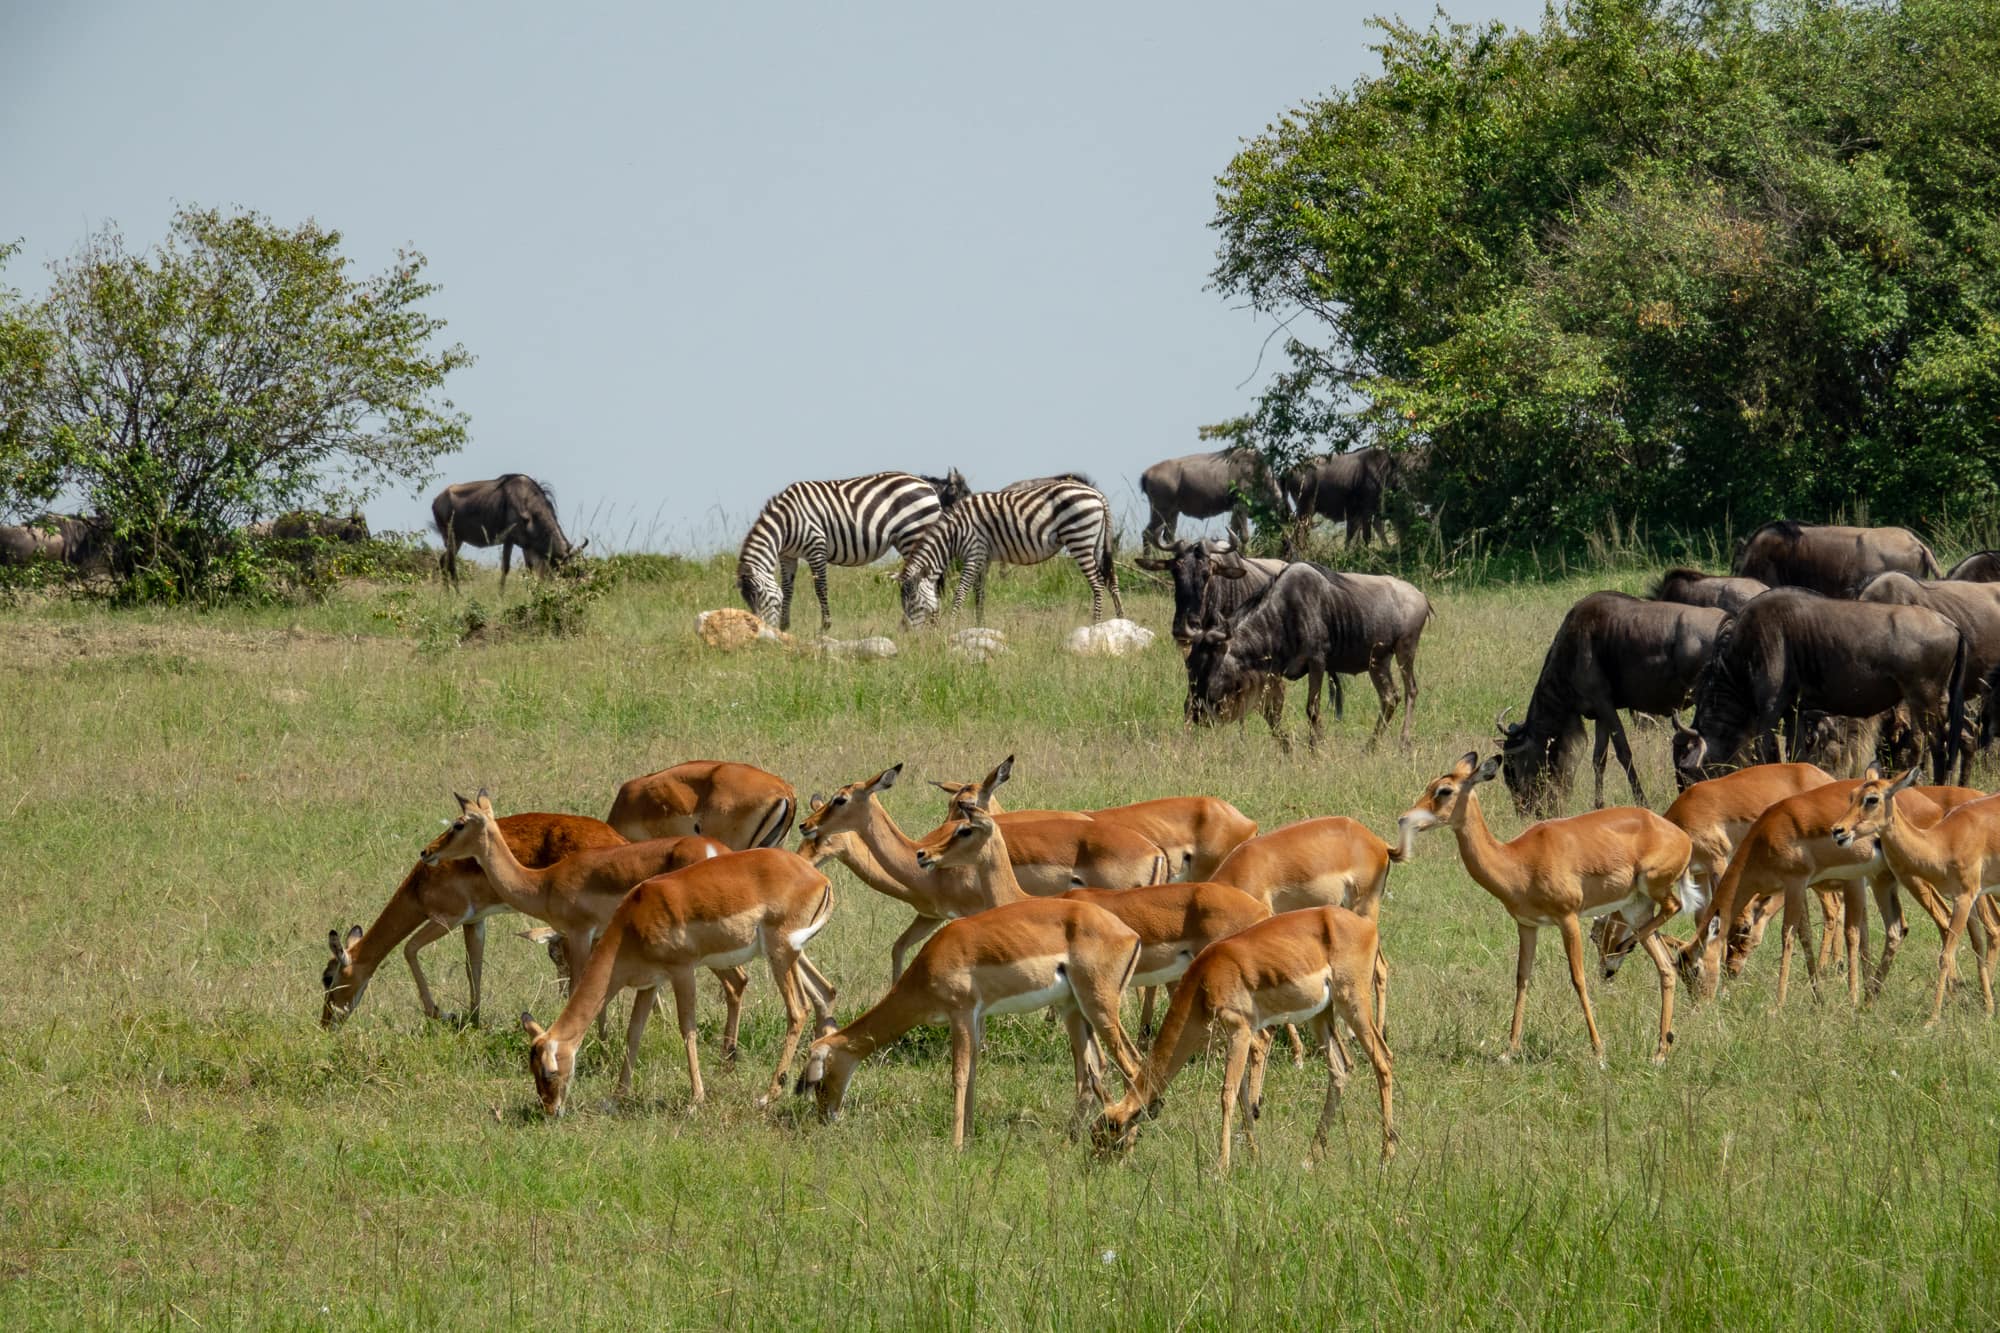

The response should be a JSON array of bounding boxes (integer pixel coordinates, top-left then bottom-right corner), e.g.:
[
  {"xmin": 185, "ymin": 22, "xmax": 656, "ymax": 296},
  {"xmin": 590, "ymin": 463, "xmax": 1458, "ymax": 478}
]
[
  {"xmin": 738, "ymin": 472, "xmax": 950, "ymax": 630},
  {"xmin": 899, "ymin": 481, "xmax": 1124, "ymax": 625}
]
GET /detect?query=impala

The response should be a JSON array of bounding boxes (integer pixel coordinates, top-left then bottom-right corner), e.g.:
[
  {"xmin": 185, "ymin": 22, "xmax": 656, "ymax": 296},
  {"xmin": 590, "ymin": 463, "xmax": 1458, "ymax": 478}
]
[
  {"xmin": 1399, "ymin": 753, "xmax": 1694, "ymax": 1063},
  {"xmin": 1680, "ymin": 775, "xmax": 1950, "ymax": 1006},
  {"xmin": 1094, "ymin": 905, "xmax": 1395, "ymax": 1169},
  {"xmin": 925, "ymin": 760, "xmax": 1169, "ymax": 893},
  {"xmin": 795, "ymin": 891, "xmax": 1144, "ymax": 1149},
  {"xmin": 606, "ymin": 760, "xmax": 797, "ymax": 849},
  {"xmin": 322, "ymin": 811, "xmax": 621, "ymax": 1027},
  {"xmin": 932, "ymin": 781, "xmax": 1258, "ymax": 881},
  {"xmin": 519, "ymin": 848, "xmax": 836, "ymax": 1114},
  {"xmin": 1831, "ymin": 770, "xmax": 2000, "ymax": 1022}
]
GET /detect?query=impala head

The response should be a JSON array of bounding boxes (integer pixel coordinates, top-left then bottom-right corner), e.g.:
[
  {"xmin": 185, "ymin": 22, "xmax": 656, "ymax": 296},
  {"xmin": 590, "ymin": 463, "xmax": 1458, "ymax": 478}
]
[
  {"xmin": 1589, "ymin": 919, "xmax": 1695, "ymax": 982},
  {"xmin": 519, "ymin": 1011, "xmax": 576, "ymax": 1116},
  {"xmin": 420, "ymin": 789, "xmax": 497, "ymax": 865},
  {"xmin": 797, "ymin": 765, "xmax": 903, "ymax": 840},
  {"xmin": 1831, "ymin": 765, "xmax": 1913, "ymax": 848},
  {"xmin": 319, "ymin": 924, "xmax": 367, "ymax": 1027},
  {"xmin": 1090, "ymin": 1089, "xmax": 1160, "ymax": 1156},
  {"xmin": 1400, "ymin": 752, "xmax": 1500, "ymax": 839},
  {"xmin": 794, "ymin": 1032, "xmax": 862, "ymax": 1121},
  {"xmin": 913, "ymin": 806, "xmax": 1001, "ymax": 871}
]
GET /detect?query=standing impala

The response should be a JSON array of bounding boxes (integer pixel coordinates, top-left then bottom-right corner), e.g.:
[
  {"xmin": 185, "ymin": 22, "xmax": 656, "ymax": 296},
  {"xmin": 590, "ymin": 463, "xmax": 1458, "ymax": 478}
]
[
  {"xmin": 1831, "ymin": 770, "xmax": 2000, "ymax": 1022},
  {"xmin": 322, "ymin": 811, "xmax": 622, "ymax": 1027},
  {"xmin": 922, "ymin": 760, "xmax": 1169, "ymax": 893},
  {"xmin": 606, "ymin": 760, "xmax": 797, "ymax": 849},
  {"xmin": 796, "ymin": 822, "xmax": 1145, "ymax": 1149},
  {"xmin": 932, "ymin": 780, "xmax": 1258, "ymax": 881},
  {"xmin": 519, "ymin": 847, "xmax": 836, "ymax": 1115},
  {"xmin": 1398, "ymin": 753, "xmax": 1695, "ymax": 1064},
  {"xmin": 1094, "ymin": 905, "xmax": 1395, "ymax": 1169}
]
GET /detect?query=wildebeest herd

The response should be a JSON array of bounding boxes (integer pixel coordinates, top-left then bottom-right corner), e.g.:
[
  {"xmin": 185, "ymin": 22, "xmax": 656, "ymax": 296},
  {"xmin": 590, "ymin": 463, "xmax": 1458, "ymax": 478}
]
[{"xmin": 295, "ymin": 449, "xmax": 2000, "ymax": 1167}]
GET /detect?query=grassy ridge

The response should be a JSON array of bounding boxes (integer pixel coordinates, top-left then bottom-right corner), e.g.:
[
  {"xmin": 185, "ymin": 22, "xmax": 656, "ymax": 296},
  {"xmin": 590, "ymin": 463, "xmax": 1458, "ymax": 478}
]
[{"xmin": 2, "ymin": 559, "xmax": 1996, "ymax": 1329}]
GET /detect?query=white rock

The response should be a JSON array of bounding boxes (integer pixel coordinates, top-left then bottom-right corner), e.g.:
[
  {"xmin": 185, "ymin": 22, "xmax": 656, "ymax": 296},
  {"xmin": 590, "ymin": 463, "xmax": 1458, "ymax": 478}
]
[
  {"xmin": 1065, "ymin": 619, "xmax": 1156, "ymax": 657},
  {"xmin": 949, "ymin": 627, "xmax": 1009, "ymax": 661},
  {"xmin": 815, "ymin": 635, "xmax": 898, "ymax": 660}
]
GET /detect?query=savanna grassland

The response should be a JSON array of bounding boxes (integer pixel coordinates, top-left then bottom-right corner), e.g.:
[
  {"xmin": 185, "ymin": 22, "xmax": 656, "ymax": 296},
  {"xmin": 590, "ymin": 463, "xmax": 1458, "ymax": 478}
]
[{"xmin": 2, "ymin": 556, "xmax": 1997, "ymax": 1330}]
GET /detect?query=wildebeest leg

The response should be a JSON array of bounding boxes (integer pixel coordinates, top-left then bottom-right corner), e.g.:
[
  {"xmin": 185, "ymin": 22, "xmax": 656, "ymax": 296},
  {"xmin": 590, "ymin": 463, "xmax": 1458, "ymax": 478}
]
[
  {"xmin": 440, "ymin": 519, "xmax": 460, "ymax": 589},
  {"xmin": 499, "ymin": 542, "xmax": 513, "ymax": 591},
  {"xmin": 1396, "ymin": 646, "xmax": 1418, "ymax": 748},
  {"xmin": 1590, "ymin": 719, "xmax": 1613, "ymax": 809},
  {"xmin": 1604, "ymin": 711, "xmax": 1645, "ymax": 807},
  {"xmin": 1365, "ymin": 656, "xmax": 1396, "ymax": 749},
  {"xmin": 1261, "ymin": 677, "xmax": 1292, "ymax": 753},
  {"xmin": 778, "ymin": 556, "xmax": 798, "ymax": 631},
  {"xmin": 1305, "ymin": 667, "xmax": 1326, "ymax": 752}
]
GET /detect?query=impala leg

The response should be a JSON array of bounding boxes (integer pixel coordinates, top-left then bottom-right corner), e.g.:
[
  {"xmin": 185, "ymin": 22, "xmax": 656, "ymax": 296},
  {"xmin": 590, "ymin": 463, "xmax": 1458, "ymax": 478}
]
[
  {"xmin": 949, "ymin": 1016, "xmax": 976, "ymax": 1150},
  {"xmin": 1061, "ymin": 1007, "xmax": 1099, "ymax": 1140},
  {"xmin": 1505, "ymin": 923, "xmax": 1539, "ymax": 1061},
  {"xmin": 1331, "ymin": 972, "xmax": 1397, "ymax": 1161},
  {"xmin": 890, "ymin": 915, "xmax": 946, "ymax": 983},
  {"xmin": 1285, "ymin": 1024, "xmax": 1308, "ymax": 1067},
  {"xmin": 1974, "ymin": 903, "xmax": 1998, "ymax": 1017},
  {"xmin": 1216, "ymin": 1022, "xmax": 1254, "ymax": 1173},
  {"xmin": 795, "ymin": 954, "xmax": 839, "ymax": 1034},
  {"xmin": 1310, "ymin": 1018, "xmax": 1350, "ymax": 1161},
  {"xmin": 1867, "ymin": 874, "xmax": 1906, "ymax": 1000},
  {"xmin": 1138, "ymin": 986, "xmax": 1157, "ymax": 1041},
  {"xmin": 1639, "ymin": 930, "xmax": 1677, "ymax": 1064},
  {"xmin": 758, "ymin": 946, "xmax": 812, "ymax": 1106},
  {"xmin": 1238, "ymin": 1033, "xmax": 1267, "ymax": 1163},
  {"xmin": 1815, "ymin": 891, "xmax": 1843, "ymax": 977},
  {"xmin": 461, "ymin": 919, "xmax": 487, "ymax": 1025},
  {"xmin": 1068, "ymin": 960, "xmax": 1144, "ymax": 1091},
  {"xmin": 402, "ymin": 918, "xmax": 452, "ymax": 1020},
  {"xmin": 1374, "ymin": 950, "xmax": 1391, "ymax": 1043},
  {"xmin": 1557, "ymin": 915, "xmax": 1605, "ymax": 1063},
  {"xmin": 669, "ymin": 967, "xmax": 705, "ymax": 1107},
  {"xmin": 711, "ymin": 967, "xmax": 749, "ymax": 1062},
  {"xmin": 1931, "ymin": 896, "xmax": 1976, "ymax": 1025},
  {"xmin": 1842, "ymin": 883, "xmax": 1868, "ymax": 1008},
  {"xmin": 619, "ymin": 986, "xmax": 658, "ymax": 1098}
]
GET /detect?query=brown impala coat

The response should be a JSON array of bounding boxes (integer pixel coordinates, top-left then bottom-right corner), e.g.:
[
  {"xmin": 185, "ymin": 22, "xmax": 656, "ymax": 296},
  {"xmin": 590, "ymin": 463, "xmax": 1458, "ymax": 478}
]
[{"xmin": 607, "ymin": 760, "xmax": 797, "ymax": 849}]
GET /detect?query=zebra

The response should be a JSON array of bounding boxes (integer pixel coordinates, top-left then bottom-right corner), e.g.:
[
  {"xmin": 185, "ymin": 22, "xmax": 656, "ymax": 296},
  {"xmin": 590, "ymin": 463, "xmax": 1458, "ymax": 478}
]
[
  {"xmin": 895, "ymin": 479, "xmax": 1124, "ymax": 626},
  {"xmin": 737, "ymin": 470, "xmax": 967, "ymax": 631}
]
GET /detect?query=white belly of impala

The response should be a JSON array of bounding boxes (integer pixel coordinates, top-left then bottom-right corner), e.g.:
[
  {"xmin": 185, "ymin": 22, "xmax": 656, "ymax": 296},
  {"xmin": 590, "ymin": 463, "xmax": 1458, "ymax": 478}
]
[
  {"xmin": 1131, "ymin": 957, "xmax": 1191, "ymax": 989},
  {"xmin": 699, "ymin": 931, "xmax": 762, "ymax": 970},
  {"xmin": 1258, "ymin": 980, "xmax": 1332, "ymax": 1031},
  {"xmin": 984, "ymin": 974, "xmax": 1073, "ymax": 1016}
]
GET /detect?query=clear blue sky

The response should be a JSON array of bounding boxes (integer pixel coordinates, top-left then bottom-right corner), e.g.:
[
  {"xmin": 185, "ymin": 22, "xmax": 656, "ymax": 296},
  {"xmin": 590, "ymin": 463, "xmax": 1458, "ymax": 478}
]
[{"xmin": 2, "ymin": 0, "xmax": 1545, "ymax": 550}]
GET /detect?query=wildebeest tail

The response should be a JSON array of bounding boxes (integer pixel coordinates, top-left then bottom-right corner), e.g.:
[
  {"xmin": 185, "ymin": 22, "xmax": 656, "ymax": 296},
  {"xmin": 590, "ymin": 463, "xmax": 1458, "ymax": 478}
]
[
  {"xmin": 753, "ymin": 796, "xmax": 795, "ymax": 849},
  {"xmin": 1941, "ymin": 630, "xmax": 1969, "ymax": 784},
  {"xmin": 1918, "ymin": 542, "xmax": 1942, "ymax": 579}
]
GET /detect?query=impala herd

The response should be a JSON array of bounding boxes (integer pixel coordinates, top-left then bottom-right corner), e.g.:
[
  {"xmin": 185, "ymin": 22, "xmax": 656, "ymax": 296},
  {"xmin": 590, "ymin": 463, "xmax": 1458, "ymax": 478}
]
[{"xmin": 322, "ymin": 748, "xmax": 2000, "ymax": 1171}]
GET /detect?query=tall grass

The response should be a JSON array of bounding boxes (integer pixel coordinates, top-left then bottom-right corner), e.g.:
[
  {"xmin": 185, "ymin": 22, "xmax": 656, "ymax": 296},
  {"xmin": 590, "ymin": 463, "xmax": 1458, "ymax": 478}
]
[{"xmin": 1, "ymin": 558, "xmax": 1996, "ymax": 1328}]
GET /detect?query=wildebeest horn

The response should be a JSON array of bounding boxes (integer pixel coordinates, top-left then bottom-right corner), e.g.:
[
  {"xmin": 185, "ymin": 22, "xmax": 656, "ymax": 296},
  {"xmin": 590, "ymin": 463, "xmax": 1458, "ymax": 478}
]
[{"xmin": 1494, "ymin": 706, "xmax": 1512, "ymax": 733}]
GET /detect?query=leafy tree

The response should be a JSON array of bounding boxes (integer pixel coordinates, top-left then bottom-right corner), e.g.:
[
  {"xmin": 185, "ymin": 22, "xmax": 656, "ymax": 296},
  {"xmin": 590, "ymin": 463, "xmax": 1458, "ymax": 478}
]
[
  {"xmin": 1210, "ymin": 0, "xmax": 2000, "ymax": 547},
  {"xmin": 0, "ymin": 206, "xmax": 469, "ymax": 599}
]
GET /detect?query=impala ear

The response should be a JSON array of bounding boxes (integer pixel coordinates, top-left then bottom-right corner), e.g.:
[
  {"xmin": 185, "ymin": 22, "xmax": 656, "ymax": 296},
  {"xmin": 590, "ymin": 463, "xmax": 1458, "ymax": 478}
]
[
  {"xmin": 454, "ymin": 791, "xmax": 473, "ymax": 812},
  {"xmin": 1458, "ymin": 750, "xmax": 1480, "ymax": 771},
  {"xmin": 807, "ymin": 792, "xmax": 825, "ymax": 811},
  {"xmin": 1864, "ymin": 763, "xmax": 1882, "ymax": 781},
  {"xmin": 344, "ymin": 924, "xmax": 363, "ymax": 951},
  {"xmin": 328, "ymin": 928, "xmax": 346, "ymax": 960},
  {"xmin": 520, "ymin": 1012, "xmax": 545, "ymax": 1040},
  {"xmin": 1890, "ymin": 767, "xmax": 1922, "ymax": 794},
  {"xmin": 474, "ymin": 787, "xmax": 491, "ymax": 810},
  {"xmin": 517, "ymin": 926, "xmax": 560, "ymax": 946},
  {"xmin": 978, "ymin": 755, "xmax": 1014, "ymax": 807},
  {"xmin": 1471, "ymin": 755, "xmax": 1502, "ymax": 785},
  {"xmin": 869, "ymin": 764, "xmax": 903, "ymax": 793}
]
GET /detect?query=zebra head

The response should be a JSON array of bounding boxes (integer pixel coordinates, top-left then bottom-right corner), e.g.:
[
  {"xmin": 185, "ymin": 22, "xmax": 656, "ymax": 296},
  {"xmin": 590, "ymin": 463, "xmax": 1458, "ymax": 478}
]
[{"xmin": 896, "ymin": 531, "xmax": 949, "ymax": 627}]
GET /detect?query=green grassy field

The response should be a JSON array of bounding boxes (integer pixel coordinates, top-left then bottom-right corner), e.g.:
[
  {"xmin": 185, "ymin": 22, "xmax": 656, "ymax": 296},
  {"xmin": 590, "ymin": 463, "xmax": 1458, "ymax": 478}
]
[{"xmin": 3, "ymin": 556, "xmax": 1996, "ymax": 1329}]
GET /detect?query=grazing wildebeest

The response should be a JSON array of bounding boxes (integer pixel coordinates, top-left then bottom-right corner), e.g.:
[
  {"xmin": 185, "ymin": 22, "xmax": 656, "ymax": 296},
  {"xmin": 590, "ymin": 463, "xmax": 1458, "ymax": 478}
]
[
  {"xmin": 1184, "ymin": 562, "xmax": 1429, "ymax": 751},
  {"xmin": 1946, "ymin": 551, "xmax": 2000, "ymax": 583},
  {"xmin": 1495, "ymin": 592, "xmax": 1726, "ymax": 815},
  {"xmin": 1671, "ymin": 588, "xmax": 1968, "ymax": 789},
  {"xmin": 431, "ymin": 475, "xmax": 583, "ymax": 589},
  {"xmin": 1282, "ymin": 447, "xmax": 1400, "ymax": 546},
  {"xmin": 0, "ymin": 514, "xmax": 108, "ymax": 571},
  {"xmin": 1732, "ymin": 520, "xmax": 1939, "ymax": 596},
  {"xmin": 1139, "ymin": 448, "xmax": 1284, "ymax": 550},
  {"xmin": 1652, "ymin": 567, "xmax": 1767, "ymax": 615}
]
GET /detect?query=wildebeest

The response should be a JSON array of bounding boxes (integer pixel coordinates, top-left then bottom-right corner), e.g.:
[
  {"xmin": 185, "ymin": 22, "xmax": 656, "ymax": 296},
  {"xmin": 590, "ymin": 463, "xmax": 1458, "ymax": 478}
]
[
  {"xmin": 431, "ymin": 475, "xmax": 583, "ymax": 588},
  {"xmin": 1651, "ymin": 567, "xmax": 1767, "ymax": 615},
  {"xmin": 1133, "ymin": 539, "xmax": 1286, "ymax": 649},
  {"xmin": 1732, "ymin": 521, "xmax": 1939, "ymax": 596},
  {"xmin": 1497, "ymin": 592, "xmax": 1727, "ymax": 815},
  {"xmin": 1946, "ymin": 550, "xmax": 2000, "ymax": 582},
  {"xmin": 1184, "ymin": 562, "xmax": 1429, "ymax": 751},
  {"xmin": 1139, "ymin": 448, "xmax": 1284, "ymax": 550},
  {"xmin": 0, "ymin": 513, "xmax": 108, "ymax": 571},
  {"xmin": 1672, "ymin": 588, "xmax": 1968, "ymax": 788},
  {"xmin": 253, "ymin": 510, "xmax": 370, "ymax": 542},
  {"xmin": 1859, "ymin": 572, "xmax": 2000, "ymax": 750},
  {"xmin": 1282, "ymin": 448, "xmax": 1399, "ymax": 546}
]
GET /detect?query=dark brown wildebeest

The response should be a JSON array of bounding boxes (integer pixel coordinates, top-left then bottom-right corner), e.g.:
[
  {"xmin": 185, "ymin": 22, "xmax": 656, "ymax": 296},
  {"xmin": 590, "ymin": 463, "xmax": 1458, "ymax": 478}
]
[
  {"xmin": 0, "ymin": 514, "xmax": 108, "ymax": 571},
  {"xmin": 1282, "ymin": 447, "xmax": 1400, "ymax": 546},
  {"xmin": 1732, "ymin": 520, "xmax": 1938, "ymax": 596},
  {"xmin": 1496, "ymin": 592, "xmax": 1727, "ymax": 815},
  {"xmin": 1651, "ymin": 567, "xmax": 1767, "ymax": 615},
  {"xmin": 1184, "ymin": 562, "xmax": 1429, "ymax": 751},
  {"xmin": 1133, "ymin": 539, "xmax": 1286, "ymax": 649},
  {"xmin": 1945, "ymin": 550, "xmax": 2000, "ymax": 582},
  {"xmin": 431, "ymin": 475, "xmax": 584, "ymax": 588},
  {"xmin": 1859, "ymin": 572, "xmax": 2000, "ymax": 755},
  {"xmin": 1139, "ymin": 448, "xmax": 1284, "ymax": 550},
  {"xmin": 1671, "ymin": 588, "xmax": 1968, "ymax": 789}
]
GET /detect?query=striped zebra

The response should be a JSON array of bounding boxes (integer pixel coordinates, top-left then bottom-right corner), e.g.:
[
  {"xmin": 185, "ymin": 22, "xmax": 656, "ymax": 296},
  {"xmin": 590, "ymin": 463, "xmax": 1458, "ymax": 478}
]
[
  {"xmin": 895, "ymin": 479, "xmax": 1124, "ymax": 626},
  {"xmin": 738, "ymin": 470, "xmax": 967, "ymax": 631}
]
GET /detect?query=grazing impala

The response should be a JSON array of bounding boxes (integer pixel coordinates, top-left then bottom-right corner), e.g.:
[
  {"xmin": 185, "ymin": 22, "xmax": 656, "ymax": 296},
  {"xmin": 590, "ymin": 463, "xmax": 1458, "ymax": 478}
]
[
  {"xmin": 1677, "ymin": 776, "xmax": 1956, "ymax": 1005},
  {"xmin": 607, "ymin": 760, "xmax": 797, "ymax": 849},
  {"xmin": 1831, "ymin": 770, "xmax": 2000, "ymax": 1022},
  {"xmin": 322, "ymin": 812, "xmax": 622, "ymax": 1027},
  {"xmin": 1094, "ymin": 905, "xmax": 1395, "ymax": 1169},
  {"xmin": 1592, "ymin": 763, "xmax": 1835, "ymax": 981},
  {"xmin": 797, "ymin": 764, "xmax": 1034, "ymax": 980},
  {"xmin": 932, "ymin": 780, "xmax": 1258, "ymax": 881},
  {"xmin": 519, "ymin": 848, "xmax": 836, "ymax": 1115},
  {"xmin": 1398, "ymin": 753, "xmax": 1695, "ymax": 1063},
  {"xmin": 795, "ymin": 892, "xmax": 1144, "ymax": 1148}
]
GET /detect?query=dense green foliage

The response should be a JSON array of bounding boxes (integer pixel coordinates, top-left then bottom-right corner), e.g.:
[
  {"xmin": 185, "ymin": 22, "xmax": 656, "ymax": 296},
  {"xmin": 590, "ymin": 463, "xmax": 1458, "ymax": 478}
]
[
  {"xmin": 0, "ymin": 207, "xmax": 468, "ymax": 602},
  {"xmin": 1211, "ymin": 0, "xmax": 2000, "ymax": 545}
]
